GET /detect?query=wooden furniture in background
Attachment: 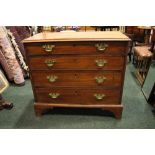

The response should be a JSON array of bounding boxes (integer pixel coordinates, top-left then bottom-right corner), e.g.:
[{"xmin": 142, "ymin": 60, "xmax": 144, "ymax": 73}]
[
  {"xmin": 126, "ymin": 26, "xmax": 152, "ymax": 64},
  {"xmin": 134, "ymin": 46, "xmax": 153, "ymax": 86},
  {"xmin": 125, "ymin": 26, "xmax": 145, "ymax": 43},
  {"xmin": 23, "ymin": 31, "xmax": 130, "ymax": 119},
  {"xmin": 150, "ymin": 27, "xmax": 155, "ymax": 59},
  {"xmin": 134, "ymin": 27, "xmax": 155, "ymax": 86},
  {"xmin": 94, "ymin": 26, "xmax": 120, "ymax": 31},
  {"xmin": 82, "ymin": 26, "xmax": 96, "ymax": 31},
  {"xmin": 133, "ymin": 28, "xmax": 154, "ymax": 86},
  {"xmin": 38, "ymin": 26, "xmax": 125, "ymax": 32},
  {"xmin": 125, "ymin": 27, "xmax": 146, "ymax": 63},
  {"xmin": 137, "ymin": 26, "xmax": 152, "ymax": 45}
]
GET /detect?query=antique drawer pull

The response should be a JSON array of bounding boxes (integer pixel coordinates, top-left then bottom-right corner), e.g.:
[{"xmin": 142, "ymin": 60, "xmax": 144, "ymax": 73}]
[
  {"xmin": 95, "ymin": 59, "xmax": 107, "ymax": 67},
  {"xmin": 94, "ymin": 93, "xmax": 106, "ymax": 100},
  {"xmin": 95, "ymin": 76, "xmax": 107, "ymax": 84},
  {"xmin": 47, "ymin": 75, "xmax": 58, "ymax": 82},
  {"xmin": 95, "ymin": 43, "xmax": 108, "ymax": 52},
  {"xmin": 44, "ymin": 59, "xmax": 56, "ymax": 67},
  {"xmin": 49, "ymin": 93, "xmax": 60, "ymax": 99},
  {"xmin": 42, "ymin": 44, "xmax": 55, "ymax": 52}
]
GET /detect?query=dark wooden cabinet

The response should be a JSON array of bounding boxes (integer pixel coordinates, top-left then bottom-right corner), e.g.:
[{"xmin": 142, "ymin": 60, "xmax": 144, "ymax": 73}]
[
  {"xmin": 23, "ymin": 31, "xmax": 130, "ymax": 119},
  {"xmin": 125, "ymin": 26, "xmax": 146, "ymax": 43}
]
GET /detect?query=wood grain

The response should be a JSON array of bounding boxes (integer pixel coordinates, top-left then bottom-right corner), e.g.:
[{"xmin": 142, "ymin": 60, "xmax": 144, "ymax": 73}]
[
  {"xmin": 31, "ymin": 70, "xmax": 122, "ymax": 88},
  {"xmin": 29, "ymin": 55, "xmax": 124, "ymax": 71},
  {"xmin": 25, "ymin": 41, "xmax": 128, "ymax": 56},
  {"xmin": 35, "ymin": 87, "xmax": 121, "ymax": 104},
  {"xmin": 23, "ymin": 31, "xmax": 130, "ymax": 43}
]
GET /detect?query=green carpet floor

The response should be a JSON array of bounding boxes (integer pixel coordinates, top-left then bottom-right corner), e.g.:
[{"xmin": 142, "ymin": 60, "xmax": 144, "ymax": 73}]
[{"xmin": 0, "ymin": 63, "xmax": 155, "ymax": 129}]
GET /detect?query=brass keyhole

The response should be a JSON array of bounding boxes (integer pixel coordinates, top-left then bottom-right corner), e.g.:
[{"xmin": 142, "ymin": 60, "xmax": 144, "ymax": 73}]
[
  {"xmin": 74, "ymin": 73, "xmax": 79, "ymax": 78},
  {"xmin": 74, "ymin": 91, "xmax": 78, "ymax": 95}
]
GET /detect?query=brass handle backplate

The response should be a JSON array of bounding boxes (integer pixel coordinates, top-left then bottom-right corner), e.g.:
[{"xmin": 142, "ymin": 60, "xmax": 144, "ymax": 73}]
[
  {"xmin": 42, "ymin": 44, "xmax": 55, "ymax": 52},
  {"xmin": 95, "ymin": 59, "xmax": 107, "ymax": 67},
  {"xmin": 47, "ymin": 75, "xmax": 58, "ymax": 82},
  {"xmin": 94, "ymin": 93, "xmax": 106, "ymax": 100},
  {"xmin": 95, "ymin": 43, "xmax": 108, "ymax": 52},
  {"xmin": 95, "ymin": 76, "xmax": 107, "ymax": 84},
  {"xmin": 49, "ymin": 93, "xmax": 60, "ymax": 99},
  {"xmin": 44, "ymin": 59, "xmax": 56, "ymax": 67}
]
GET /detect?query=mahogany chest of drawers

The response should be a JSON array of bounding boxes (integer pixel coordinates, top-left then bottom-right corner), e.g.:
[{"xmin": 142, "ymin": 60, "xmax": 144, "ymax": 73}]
[{"xmin": 23, "ymin": 31, "xmax": 130, "ymax": 118}]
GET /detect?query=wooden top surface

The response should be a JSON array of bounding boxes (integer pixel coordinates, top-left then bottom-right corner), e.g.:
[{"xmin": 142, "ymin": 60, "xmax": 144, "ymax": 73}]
[{"xmin": 23, "ymin": 31, "xmax": 130, "ymax": 43}]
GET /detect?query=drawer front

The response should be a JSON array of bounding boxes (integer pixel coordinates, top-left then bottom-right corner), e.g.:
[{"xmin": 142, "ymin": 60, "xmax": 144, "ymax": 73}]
[
  {"xmin": 35, "ymin": 88, "xmax": 120, "ymax": 104},
  {"xmin": 29, "ymin": 55, "xmax": 124, "ymax": 71},
  {"xmin": 25, "ymin": 41, "xmax": 127, "ymax": 56},
  {"xmin": 31, "ymin": 71, "xmax": 122, "ymax": 87}
]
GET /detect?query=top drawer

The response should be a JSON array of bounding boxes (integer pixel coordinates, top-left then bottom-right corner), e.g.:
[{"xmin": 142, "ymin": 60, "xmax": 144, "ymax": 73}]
[{"xmin": 25, "ymin": 41, "xmax": 128, "ymax": 56}]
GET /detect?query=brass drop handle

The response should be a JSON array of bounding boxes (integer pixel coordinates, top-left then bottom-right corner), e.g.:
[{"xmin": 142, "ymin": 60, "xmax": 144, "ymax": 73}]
[
  {"xmin": 44, "ymin": 59, "xmax": 56, "ymax": 67},
  {"xmin": 95, "ymin": 76, "xmax": 107, "ymax": 84},
  {"xmin": 42, "ymin": 44, "xmax": 55, "ymax": 52},
  {"xmin": 47, "ymin": 75, "xmax": 58, "ymax": 82},
  {"xmin": 94, "ymin": 93, "xmax": 106, "ymax": 100},
  {"xmin": 95, "ymin": 59, "xmax": 107, "ymax": 67},
  {"xmin": 95, "ymin": 43, "xmax": 108, "ymax": 52},
  {"xmin": 49, "ymin": 93, "xmax": 60, "ymax": 99}
]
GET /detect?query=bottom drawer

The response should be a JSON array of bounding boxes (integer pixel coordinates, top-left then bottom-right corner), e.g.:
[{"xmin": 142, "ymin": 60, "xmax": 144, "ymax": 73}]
[{"xmin": 35, "ymin": 88, "xmax": 121, "ymax": 105}]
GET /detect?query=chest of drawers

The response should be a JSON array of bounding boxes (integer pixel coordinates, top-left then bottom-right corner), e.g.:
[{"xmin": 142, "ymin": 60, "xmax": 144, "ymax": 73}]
[{"xmin": 23, "ymin": 31, "xmax": 130, "ymax": 119}]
